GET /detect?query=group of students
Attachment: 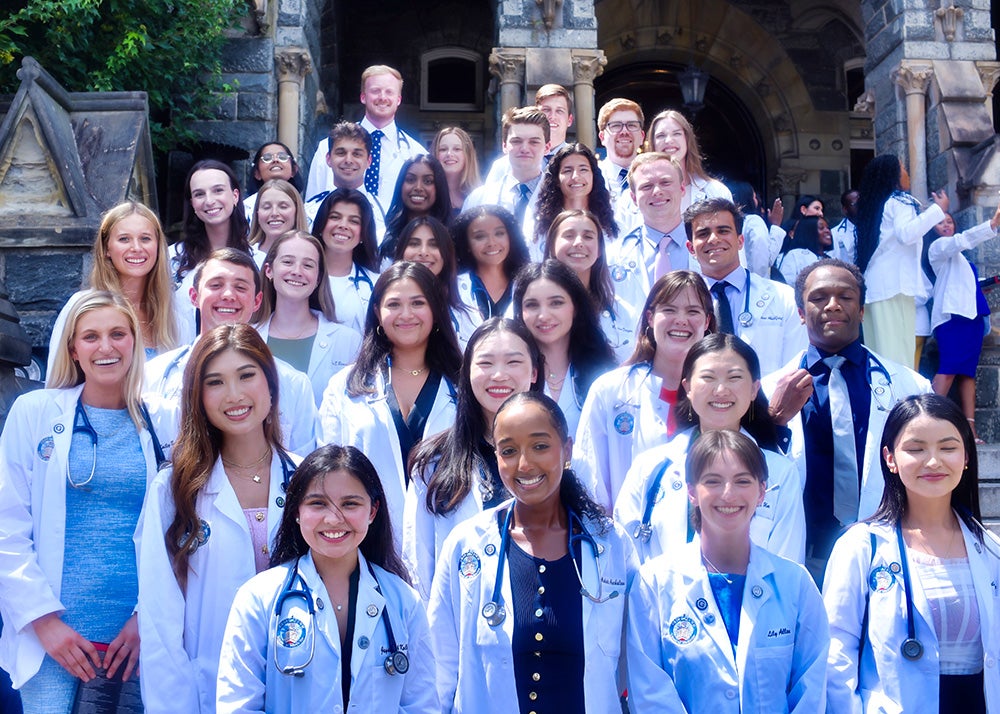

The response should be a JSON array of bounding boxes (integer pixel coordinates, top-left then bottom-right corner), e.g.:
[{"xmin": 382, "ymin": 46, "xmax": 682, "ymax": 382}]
[{"xmin": 1, "ymin": 64, "xmax": 999, "ymax": 714}]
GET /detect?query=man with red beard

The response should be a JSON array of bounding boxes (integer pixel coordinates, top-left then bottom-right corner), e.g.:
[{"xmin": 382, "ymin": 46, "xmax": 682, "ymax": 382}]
[{"xmin": 597, "ymin": 98, "xmax": 645, "ymax": 201}]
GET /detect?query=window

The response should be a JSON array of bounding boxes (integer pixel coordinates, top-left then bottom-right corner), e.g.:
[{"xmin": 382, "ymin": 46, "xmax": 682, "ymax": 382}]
[{"xmin": 421, "ymin": 48, "xmax": 483, "ymax": 111}]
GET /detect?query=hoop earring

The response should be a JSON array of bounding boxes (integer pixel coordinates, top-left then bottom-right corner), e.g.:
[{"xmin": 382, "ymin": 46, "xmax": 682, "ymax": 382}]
[
  {"xmin": 645, "ymin": 326, "xmax": 655, "ymax": 345},
  {"xmin": 376, "ymin": 325, "xmax": 385, "ymax": 337}
]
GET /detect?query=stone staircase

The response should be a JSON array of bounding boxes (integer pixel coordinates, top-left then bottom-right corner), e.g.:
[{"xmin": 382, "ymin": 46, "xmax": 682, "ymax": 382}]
[{"xmin": 976, "ymin": 444, "xmax": 1000, "ymax": 536}]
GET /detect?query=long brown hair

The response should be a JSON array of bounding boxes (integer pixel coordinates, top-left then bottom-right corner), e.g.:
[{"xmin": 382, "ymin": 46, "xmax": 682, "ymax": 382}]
[{"xmin": 165, "ymin": 324, "xmax": 284, "ymax": 590}]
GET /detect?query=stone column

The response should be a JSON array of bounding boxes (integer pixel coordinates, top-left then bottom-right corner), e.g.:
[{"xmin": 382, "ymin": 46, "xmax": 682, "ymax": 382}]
[
  {"xmin": 275, "ymin": 47, "xmax": 312, "ymax": 157},
  {"xmin": 570, "ymin": 49, "xmax": 607, "ymax": 149},
  {"xmin": 893, "ymin": 61, "xmax": 934, "ymax": 203},
  {"xmin": 489, "ymin": 48, "xmax": 527, "ymax": 117},
  {"xmin": 977, "ymin": 61, "xmax": 1000, "ymax": 124}
]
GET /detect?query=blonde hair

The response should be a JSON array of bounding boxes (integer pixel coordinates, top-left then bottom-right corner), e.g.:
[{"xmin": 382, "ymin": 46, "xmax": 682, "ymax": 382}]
[
  {"xmin": 432, "ymin": 127, "xmax": 482, "ymax": 197},
  {"xmin": 90, "ymin": 201, "xmax": 177, "ymax": 352},
  {"xmin": 47, "ymin": 290, "xmax": 146, "ymax": 428},
  {"xmin": 361, "ymin": 64, "xmax": 403, "ymax": 90},
  {"xmin": 626, "ymin": 152, "xmax": 684, "ymax": 197},
  {"xmin": 597, "ymin": 98, "xmax": 644, "ymax": 131},
  {"xmin": 256, "ymin": 230, "xmax": 337, "ymax": 324},
  {"xmin": 247, "ymin": 179, "xmax": 307, "ymax": 248}
]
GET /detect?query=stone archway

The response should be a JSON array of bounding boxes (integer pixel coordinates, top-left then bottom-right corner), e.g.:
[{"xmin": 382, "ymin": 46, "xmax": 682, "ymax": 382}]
[{"xmin": 595, "ymin": 0, "xmax": 837, "ymax": 201}]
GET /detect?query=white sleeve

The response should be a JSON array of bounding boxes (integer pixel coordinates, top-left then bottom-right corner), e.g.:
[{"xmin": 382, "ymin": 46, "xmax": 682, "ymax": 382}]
[
  {"xmin": 215, "ymin": 581, "xmax": 268, "ymax": 714},
  {"xmin": 137, "ymin": 475, "xmax": 201, "ymax": 714},
  {"xmin": 317, "ymin": 372, "xmax": 348, "ymax": 446},
  {"xmin": 928, "ymin": 220, "xmax": 996, "ymax": 269},
  {"xmin": 625, "ymin": 569, "xmax": 688, "ymax": 713},
  {"xmin": 788, "ymin": 567, "xmax": 830, "ymax": 713},
  {"xmin": 305, "ymin": 140, "xmax": 331, "ymax": 202},
  {"xmin": 398, "ymin": 589, "xmax": 440, "ymax": 713},
  {"xmin": 427, "ymin": 533, "xmax": 462, "ymax": 714},
  {"xmin": 884, "ymin": 197, "xmax": 945, "ymax": 247},
  {"xmin": 402, "ymin": 474, "xmax": 437, "ymax": 602},
  {"xmin": 763, "ymin": 456, "xmax": 807, "ymax": 564},
  {"xmin": 46, "ymin": 295, "xmax": 81, "ymax": 381},
  {"xmin": 572, "ymin": 383, "xmax": 613, "ymax": 510},
  {"xmin": 821, "ymin": 528, "xmax": 869, "ymax": 714},
  {"xmin": 282, "ymin": 369, "xmax": 318, "ymax": 457}
]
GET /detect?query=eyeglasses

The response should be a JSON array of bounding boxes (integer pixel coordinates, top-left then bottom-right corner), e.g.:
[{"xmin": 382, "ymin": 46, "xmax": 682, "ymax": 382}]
[
  {"xmin": 260, "ymin": 152, "xmax": 291, "ymax": 164},
  {"xmin": 604, "ymin": 121, "xmax": 643, "ymax": 133}
]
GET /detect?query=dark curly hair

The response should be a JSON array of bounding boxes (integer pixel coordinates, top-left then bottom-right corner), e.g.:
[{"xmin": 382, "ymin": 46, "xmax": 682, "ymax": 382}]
[{"xmin": 533, "ymin": 144, "xmax": 618, "ymax": 241}]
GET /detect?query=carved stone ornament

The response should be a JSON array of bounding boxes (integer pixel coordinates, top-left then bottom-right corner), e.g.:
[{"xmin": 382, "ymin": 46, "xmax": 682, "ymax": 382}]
[
  {"xmin": 572, "ymin": 52, "xmax": 607, "ymax": 85},
  {"xmin": 536, "ymin": 0, "xmax": 563, "ymax": 31},
  {"xmin": 934, "ymin": 3, "xmax": 963, "ymax": 42},
  {"xmin": 853, "ymin": 89, "xmax": 875, "ymax": 115},
  {"xmin": 893, "ymin": 62, "xmax": 934, "ymax": 96},
  {"xmin": 977, "ymin": 62, "xmax": 1000, "ymax": 96},
  {"xmin": 488, "ymin": 50, "xmax": 526, "ymax": 84},
  {"xmin": 275, "ymin": 48, "xmax": 312, "ymax": 83}
]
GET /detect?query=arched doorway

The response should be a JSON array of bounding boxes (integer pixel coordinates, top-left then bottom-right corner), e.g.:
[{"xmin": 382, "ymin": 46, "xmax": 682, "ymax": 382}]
[{"xmin": 595, "ymin": 61, "xmax": 768, "ymax": 198}]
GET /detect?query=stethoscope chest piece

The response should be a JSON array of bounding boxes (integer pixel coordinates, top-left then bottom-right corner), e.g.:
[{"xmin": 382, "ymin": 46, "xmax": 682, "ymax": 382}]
[
  {"xmin": 737, "ymin": 311, "xmax": 753, "ymax": 328},
  {"xmin": 384, "ymin": 650, "xmax": 410, "ymax": 676},
  {"xmin": 481, "ymin": 600, "xmax": 506, "ymax": 627},
  {"xmin": 901, "ymin": 637, "xmax": 923, "ymax": 661}
]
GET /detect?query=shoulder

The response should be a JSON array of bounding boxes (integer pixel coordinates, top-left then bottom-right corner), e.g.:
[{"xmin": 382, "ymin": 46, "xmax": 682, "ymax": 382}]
[
  {"xmin": 441, "ymin": 504, "xmax": 504, "ymax": 553},
  {"xmin": 752, "ymin": 274, "xmax": 796, "ymax": 304},
  {"xmin": 238, "ymin": 561, "xmax": 294, "ymax": 599},
  {"xmin": 871, "ymin": 351, "xmax": 930, "ymax": 392},
  {"xmin": 371, "ymin": 562, "xmax": 422, "ymax": 610},
  {"xmin": 10, "ymin": 387, "xmax": 71, "ymax": 414}
]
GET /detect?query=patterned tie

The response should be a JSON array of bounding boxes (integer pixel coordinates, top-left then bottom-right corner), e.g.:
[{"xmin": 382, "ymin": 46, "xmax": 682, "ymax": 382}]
[
  {"xmin": 618, "ymin": 167, "xmax": 629, "ymax": 192},
  {"xmin": 364, "ymin": 129, "xmax": 384, "ymax": 196},
  {"xmin": 514, "ymin": 183, "xmax": 531, "ymax": 226},
  {"xmin": 824, "ymin": 355, "xmax": 860, "ymax": 525},
  {"xmin": 711, "ymin": 281, "xmax": 734, "ymax": 334}
]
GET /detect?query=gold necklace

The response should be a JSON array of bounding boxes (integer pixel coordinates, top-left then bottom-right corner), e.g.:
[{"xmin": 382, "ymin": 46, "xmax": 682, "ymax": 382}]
[
  {"xmin": 392, "ymin": 364, "xmax": 426, "ymax": 377},
  {"xmin": 223, "ymin": 448, "xmax": 271, "ymax": 484}
]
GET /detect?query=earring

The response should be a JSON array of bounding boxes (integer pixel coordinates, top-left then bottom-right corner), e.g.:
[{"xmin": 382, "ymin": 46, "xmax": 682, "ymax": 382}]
[
  {"xmin": 376, "ymin": 325, "xmax": 385, "ymax": 337},
  {"xmin": 563, "ymin": 460, "xmax": 571, "ymax": 470},
  {"xmin": 295, "ymin": 517, "xmax": 300, "ymax": 523},
  {"xmin": 645, "ymin": 326, "xmax": 655, "ymax": 343}
]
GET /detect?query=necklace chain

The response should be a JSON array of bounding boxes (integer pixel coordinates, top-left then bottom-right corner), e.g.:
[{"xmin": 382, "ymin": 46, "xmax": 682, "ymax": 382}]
[
  {"xmin": 392, "ymin": 364, "xmax": 426, "ymax": 377},
  {"xmin": 701, "ymin": 552, "xmax": 735, "ymax": 585},
  {"xmin": 223, "ymin": 448, "xmax": 271, "ymax": 484}
]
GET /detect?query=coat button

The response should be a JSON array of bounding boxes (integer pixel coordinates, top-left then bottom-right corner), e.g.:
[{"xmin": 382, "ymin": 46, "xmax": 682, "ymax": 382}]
[{"xmin": 725, "ymin": 688, "xmax": 737, "ymax": 699}]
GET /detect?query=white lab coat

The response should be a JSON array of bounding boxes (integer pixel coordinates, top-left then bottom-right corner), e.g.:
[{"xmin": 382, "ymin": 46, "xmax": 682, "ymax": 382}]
[
  {"xmin": 544, "ymin": 364, "xmax": 584, "ymax": 437},
  {"xmin": 449, "ymin": 304, "xmax": 482, "ymax": 350},
  {"xmin": 599, "ymin": 297, "xmax": 639, "ymax": 363},
  {"xmin": 823, "ymin": 520, "xmax": 1000, "ymax": 713},
  {"xmin": 777, "ymin": 248, "xmax": 821, "ymax": 285},
  {"xmin": 427, "ymin": 502, "xmax": 638, "ymax": 714},
  {"xmin": 318, "ymin": 366, "xmax": 457, "ymax": 549},
  {"xmin": 143, "ymin": 342, "xmax": 319, "ymax": 458},
  {"xmin": 743, "ymin": 214, "xmax": 786, "ymax": 278},
  {"xmin": 216, "ymin": 551, "xmax": 438, "ymax": 714},
  {"xmin": 137, "ymin": 452, "xmax": 299, "ymax": 713},
  {"xmin": 255, "ymin": 312, "xmax": 363, "ymax": 406},
  {"xmin": 707, "ymin": 270, "xmax": 807, "ymax": 376},
  {"xmin": 0, "ymin": 385, "xmax": 162, "ymax": 688},
  {"xmin": 682, "ymin": 175, "xmax": 733, "ymax": 211},
  {"xmin": 573, "ymin": 363, "xmax": 672, "ymax": 511},
  {"xmin": 830, "ymin": 217, "xmax": 857, "ymax": 265},
  {"xmin": 305, "ymin": 120, "xmax": 426, "ymax": 208},
  {"xmin": 614, "ymin": 428, "xmax": 806, "ymax": 564},
  {"xmin": 327, "ymin": 263, "xmax": 380, "ymax": 335},
  {"xmin": 456, "ymin": 271, "xmax": 511, "ymax": 322},
  {"xmin": 607, "ymin": 225, "xmax": 699, "ymax": 313},
  {"xmin": 461, "ymin": 174, "xmax": 542, "ymax": 244},
  {"xmin": 627, "ymin": 541, "xmax": 829, "ymax": 713},
  {"xmin": 928, "ymin": 219, "xmax": 996, "ymax": 330},
  {"xmin": 864, "ymin": 195, "xmax": 945, "ymax": 304},
  {"xmin": 402, "ymin": 454, "xmax": 489, "ymax": 602},
  {"xmin": 761, "ymin": 349, "xmax": 932, "ymax": 523}
]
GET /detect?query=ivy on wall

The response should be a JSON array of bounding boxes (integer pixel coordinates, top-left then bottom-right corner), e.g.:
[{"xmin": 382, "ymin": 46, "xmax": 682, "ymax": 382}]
[{"xmin": 0, "ymin": 0, "xmax": 245, "ymax": 153}]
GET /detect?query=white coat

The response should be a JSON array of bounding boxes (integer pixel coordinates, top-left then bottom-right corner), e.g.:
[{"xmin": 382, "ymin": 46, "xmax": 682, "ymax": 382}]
[
  {"xmin": 545, "ymin": 364, "xmax": 584, "ymax": 437},
  {"xmin": 823, "ymin": 520, "xmax": 1000, "ymax": 713},
  {"xmin": 777, "ymin": 248, "xmax": 821, "ymax": 285},
  {"xmin": 830, "ymin": 217, "xmax": 857, "ymax": 265},
  {"xmin": 402, "ymin": 454, "xmax": 489, "ymax": 602},
  {"xmin": 216, "ymin": 551, "xmax": 438, "ymax": 714},
  {"xmin": 614, "ymin": 428, "xmax": 806, "ymax": 564},
  {"xmin": 607, "ymin": 224, "xmax": 699, "ymax": 313},
  {"xmin": 682, "ymin": 174, "xmax": 733, "ymax": 211},
  {"xmin": 449, "ymin": 304, "xmax": 482, "ymax": 350},
  {"xmin": 143, "ymin": 342, "xmax": 319, "ymax": 458},
  {"xmin": 0, "ymin": 386, "xmax": 162, "ymax": 688},
  {"xmin": 573, "ymin": 363, "xmax": 672, "ymax": 511},
  {"xmin": 427, "ymin": 502, "xmax": 638, "ymax": 714},
  {"xmin": 327, "ymin": 263, "xmax": 380, "ymax": 335},
  {"xmin": 761, "ymin": 349, "xmax": 932, "ymax": 523},
  {"xmin": 255, "ymin": 312, "xmax": 363, "ymax": 406},
  {"xmin": 600, "ymin": 297, "xmax": 640, "ymax": 363},
  {"xmin": 456, "ymin": 271, "xmax": 509, "ymax": 322},
  {"xmin": 317, "ymin": 366, "xmax": 457, "ymax": 548},
  {"xmin": 864, "ymin": 195, "xmax": 945, "ymax": 304},
  {"xmin": 743, "ymin": 214, "xmax": 785, "ymax": 278},
  {"xmin": 627, "ymin": 541, "xmax": 829, "ymax": 713},
  {"xmin": 305, "ymin": 120, "xmax": 426, "ymax": 208},
  {"xmin": 137, "ymin": 452, "xmax": 299, "ymax": 714},
  {"xmin": 928, "ymin": 219, "xmax": 996, "ymax": 330},
  {"xmin": 708, "ymin": 270, "xmax": 808, "ymax": 376}
]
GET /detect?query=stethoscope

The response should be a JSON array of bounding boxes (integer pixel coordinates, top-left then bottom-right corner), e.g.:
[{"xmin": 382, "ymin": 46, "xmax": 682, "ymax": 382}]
[
  {"xmin": 274, "ymin": 557, "xmax": 410, "ymax": 677},
  {"xmin": 894, "ymin": 525, "xmax": 924, "ymax": 661},
  {"xmin": 712, "ymin": 270, "xmax": 755, "ymax": 329},
  {"xmin": 481, "ymin": 506, "xmax": 619, "ymax": 627},
  {"xmin": 67, "ymin": 397, "xmax": 168, "ymax": 488},
  {"xmin": 611, "ymin": 363, "xmax": 655, "ymax": 414},
  {"xmin": 347, "ymin": 263, "xmax": 376, "ymax": 294},
  {"xmin": 799, "ymin": 348, "xmax": 895, "ymax": 412}
]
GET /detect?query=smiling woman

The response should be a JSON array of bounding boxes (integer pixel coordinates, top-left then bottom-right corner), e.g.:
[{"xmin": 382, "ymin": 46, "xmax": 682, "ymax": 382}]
[
  {"xmin": 1, "ymin": 291, "xmax": 160, "ymax": 713},
  {"xmin": 381, "ymin": 155, "xmax": 452, "ymax": 263},
  {"xmin": 138, "ymin": 324, "xmax": 299, "ymax": 713}
]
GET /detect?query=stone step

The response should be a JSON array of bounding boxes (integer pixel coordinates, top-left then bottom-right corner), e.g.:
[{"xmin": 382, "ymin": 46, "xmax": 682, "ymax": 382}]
[{"xmin": 977, "ymin": 444, "xmax": 1000, "ymax": 525}]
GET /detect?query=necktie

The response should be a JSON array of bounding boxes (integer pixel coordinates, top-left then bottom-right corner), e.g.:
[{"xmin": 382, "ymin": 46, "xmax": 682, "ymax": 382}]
[
  {"xmin": 711, "ymin": 281, "xmax": 734, "ymax": 334},
  {"xmin": 618, "ymin": 167, "xmax": 629, "ymax": 192},
  {"xmin": 824, "ymin": 355, "xmax": 860, "ymax": 525},
  {"xmin": 514, "ymin": 183, "xmax": 531, "ymax": 226},
  {"xmin": 654, "ymin": 237, "xmax": 673, "ymax": 282},
  {"xmin": 364, "ymin": 129, "xmax": 384, "ymax": 196}
]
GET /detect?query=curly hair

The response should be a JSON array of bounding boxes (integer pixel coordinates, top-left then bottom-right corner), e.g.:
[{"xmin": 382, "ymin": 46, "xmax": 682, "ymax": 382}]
[
  {"xmin": 855, "ymin": 155, "xmax": 902, "ymax": 273},
  {"xmin": 533, "ymin": 144, "xmax": 618, "ymax": 242},
  {"xmin": 451, "ymin": 205, "xmax": 531, "ymax": 279}
]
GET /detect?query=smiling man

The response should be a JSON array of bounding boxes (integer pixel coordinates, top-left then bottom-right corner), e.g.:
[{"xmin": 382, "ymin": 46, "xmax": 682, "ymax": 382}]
[
  {"xmin": 761, "ymin": 258, "xmax": 931, "ymax": 582},
  {"xmin": 144, "ymin": 248, "xmax": 318, "ymax": 456},
  {"xmin": 483, "ymin": 84, "xmax": 574, "ymax": 183},
  {"xmin": 684, "ymin": 197, "xmax": 805, "ymax": 376},
  {"xmin": 597, "ymin": 98, "xmax": 645, "ymax": 201},
  {"xmin": 306, "ymin": 65, "xmax": 426, "ymax": 206}
]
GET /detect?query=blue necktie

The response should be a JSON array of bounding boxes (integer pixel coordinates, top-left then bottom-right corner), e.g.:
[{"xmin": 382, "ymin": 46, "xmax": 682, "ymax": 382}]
[
  {"xmin": 514, "ymin": 183, "xmax": 531, "ymax": 226},
  {"xmin": 618, "ymin": 167, "xmax": 629, "ymax": 192},
  {"xmin": 824, "ymin": 355, "xmax": 860, "ymax": 525},
  {"xmin": 711, "ymin": 281, "xmax": 734, "ymax": 334},
  {"xmin": 364, "ymin": 129, "xmax": 384, "ymax": 196}
]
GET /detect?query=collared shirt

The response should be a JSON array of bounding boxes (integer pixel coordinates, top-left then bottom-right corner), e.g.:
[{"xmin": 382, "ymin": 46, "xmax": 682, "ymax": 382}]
[
  {"xmin": 644, "ymin": 223, "xmax": 688, "ymax": 277},
  {"xmin": 830, "ymin": 217, "xmax": 857, "ymax": 264},
  {"xmin": 800, "ymin": 339, "xmax": 872, "ymax": 555},
  {"xmin": 598, "ymin": 158, "xmax": 631, "ymax": 200},
  {"xmin": 704, "ymin": 265, "xmax": 748, "ymax": 324}
]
